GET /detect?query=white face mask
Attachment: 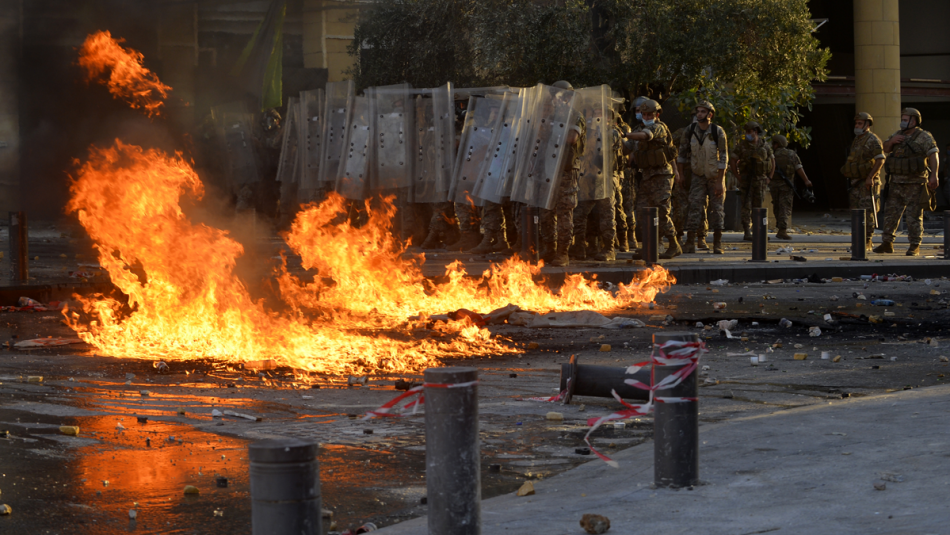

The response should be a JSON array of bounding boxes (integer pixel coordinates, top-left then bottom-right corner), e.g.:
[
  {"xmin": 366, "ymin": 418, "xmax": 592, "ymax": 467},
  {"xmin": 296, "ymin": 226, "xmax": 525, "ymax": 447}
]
[
  {"xmin": 854, "ymin": 128, "xmax": 866, "ymax": 136},
  {"xmin": 635, "ymin": 112, "xmax": 643, "ymax": 121},
  {"xmin": 643, "ymin": 119, "xmax": 655, "ymax": 126},
  {"xmin": 900, "ymin": 120, "xmax": 910, "ymax": 129},
  {"xmin": 745, "ymin": 134, "xmax": 754, "ymax": 141}
]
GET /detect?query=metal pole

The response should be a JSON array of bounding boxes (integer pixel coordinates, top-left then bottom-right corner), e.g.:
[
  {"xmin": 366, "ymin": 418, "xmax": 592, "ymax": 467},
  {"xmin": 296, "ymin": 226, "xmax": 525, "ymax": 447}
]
[
  {"xmin": 944, "ymin": 211, "xmax": 950, "ymax": 260},
  {"xmin": 9, "ymin": 212, "xmax": 27, "ymax": 282},
  {"xmin": 559, "ymin": 354, "xmax": 651, "ymax": 405},
  {"xmin": 249, "ymin": 438, "xmax": 322, "ymax": 535},
  {"xmin": 851, "ymin": 209, "xmax": 868, "ymax": 261},
  {"xmin": 653, "ymin": 332, "xmax": 700, "ymax": 488},
  {"xmin": 642, "ymin": 207, "xmax": 658, "ymax": 265},
  {"xmin": 425, "ymin": 367, "xmax": 480, "ymax": 535},
  {"xmin": 750, "ymin": 207, "xmax": 767, "ymax": 262},
  {"xmin": 520, "ymin": 205, "xmax": 539, "ymax": 263}
]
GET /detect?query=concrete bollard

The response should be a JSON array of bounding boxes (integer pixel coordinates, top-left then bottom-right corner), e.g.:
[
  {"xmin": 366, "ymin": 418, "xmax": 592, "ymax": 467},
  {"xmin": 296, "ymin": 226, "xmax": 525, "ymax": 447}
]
[
  {"xmin": 851, "ymin": 209, "xmax": 868, "ymax": 261},
  {"xmin": 520, "ymin": 205, "xmax": 539, "ymax": 263},
  {"xmin": 641, "ymin": 207, "xmax": 658, "ymax": 265},
  {"xmin": 425, "ymin": 367, "xmax": 480, "ymax": 535},
  {"xmin": 653, "ymin": 332, "xmax": 700, "ymax": 488},
  {"xmin": 249, "ymin": 438, "xmax": 322, "ymax": 535},
  {"xmin": 9, "ymin": 212, "xmax": 28, "ymax": 282},
  {"xmin": 559, "ymin": 354, "xmax": 651, "ymax": 405},
  {"xmin": 750, "ymin": 207, "xmax": 767, "ymax": 262},
  {"xmin": 944, "ymin": 212, "xmax": 950, "ymax": 260}
]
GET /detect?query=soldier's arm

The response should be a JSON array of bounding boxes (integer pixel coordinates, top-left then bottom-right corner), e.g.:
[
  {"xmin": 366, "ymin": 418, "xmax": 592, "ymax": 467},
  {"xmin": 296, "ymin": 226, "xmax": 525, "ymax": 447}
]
[
  {"xmin": 928, "ymin": 152, "xmax": 940, "ymax": 189},
  {"xmin": 792, "ymin": 154, "xmax": 811, "ymax": 187},
  {"xmin": 882, "ymin": 133, "xmax": 900, "ymax": 153},
  {"xmin": 626, "ymin": 130, "xmax": 653, "ymax": 141}
]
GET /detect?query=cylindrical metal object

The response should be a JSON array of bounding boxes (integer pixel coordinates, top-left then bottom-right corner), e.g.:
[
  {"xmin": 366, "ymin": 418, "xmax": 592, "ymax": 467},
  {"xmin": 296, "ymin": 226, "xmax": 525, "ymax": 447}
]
[
  {"xmin": 249, "ymin": 438, "xmax": 321, "ymax": 535},
  {"xmin": 944, "ymin": 211, "xmax": 950, "ymax": 260},
  {"xmin": 425, "ymin": 367, "xmax": 480, "ymax": 535},
  {"xmin": 653, "ymin": 332, "xmax": 700, "ymax": 488},
  {"xmin": 851, "ymin": 209, "xmax": 868, "ymax": 261},
  {"xmin": 9, "ymin": 212, "xmax": 28, "ymax": 282},
  {"xmin": 520, "ymin": 205, "xmax": 539, "ymax": 263},
  {"xmin": 559, "ymin": 355, "xmax": 650, "ymax": 405},
  {"xmin": 750, "ymin": 207, "xmax": 767, "ymax": 262},
  {"xmin": 642, "ymin": 207, "xmax": 658, "ymax": 265}
]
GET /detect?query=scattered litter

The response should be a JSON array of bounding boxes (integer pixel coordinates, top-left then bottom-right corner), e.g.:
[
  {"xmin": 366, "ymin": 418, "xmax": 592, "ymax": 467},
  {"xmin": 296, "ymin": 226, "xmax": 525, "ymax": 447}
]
[
  {"xmin": 775, "ymin": 246, "xmax": 793, "ymax": 254},
  {"xmin": 823, "ymin": 314, "xmax": 833, "ymax": 323},
  {"xmin": 223, "ymin": 410, "xmax": 261, "ymax": 422},
  {"xmin": 211, "ymin": 409, "xmax": 223, "ymax": 418},
  {"xmin": 601, "ymin": 317, "xmax": 645, "ymax": 329},
  {"xmin": 779, "ymin": 318, "xmax": 793, "ymax": 328},
  {"xmin": 695, "ymin": 322, "xmax": 704, "ymax": 328},
  {"xmin": 15, "ymin": 338, "xmax": 82, "ymax": 349},
  {"xmin": 940, "ymin": 356, "xmax": 949, "ymax": 363},
  {"xmin": 833, "ymin": 355, "xmax": 842, "ymax": 363},
  {"xmin": 580, "ymin": 513, "xmax": 611, "ymax": 534},
  {"xmin": 880, "ymin": 472, "xmax": 904, "ymax": 483},
  {"xmin": 718, "ymin": 320, "xmax": 738, "ymax": 331},
  {"xmin": 758, "ymin": 354, "xmax": 767, "ymax": 363},
  {"xmin": 857, "ymin": 294, "xmax": 867, "ymax": 300},
  {"xmin": 809, "ymin": 327, "xmax": 822, "ymax": 337},
  {"xmin": 794, "ymin": 353, "xmax": 808, "ymax": 360},
  {"xmin": 830, "ymin": 295, "xmax": 839, "ymax": 301},
  {"xmin": 710, "ymin": 279, "xmax": 728, "ymax": 286},
  {"xmin": 599, "ymin": 344, "xmax": 612, "ymax": 352},
  {"xmin": 546, "ymin": 412, "xmax": 564, "ymax": 421},
  {"xmin": 347, "ymin": 376, "xmax": 369, "ymax": 387},
  {"xmin": 928, "ymin": 339, "xmax": 939, "ymax": 348},
  {"xmin": 871, "ymin": 300, "xmax": 894, "ymax": 306},
  {"xmin": 129, "ymin": 509, "xmax": 137, "ymax": 520},
  {"xmin": 873, "ymin": 482, "xmax": 886, "ymax": 491},
  {"xmin": 0, "ymin": 504, "xmax": 11, "ymax": 515},
  {"xmin": 712, "ymin": 302, "xmax": 727, "ymax": 310},
  {"xmin": 868, "ymin": 315, "xmax": 883, "ymax": 324},
  {"xmin": 214, "ymin": 508, "xmax": 224, "ymax": 517},
  {"xmin": 183, "ymin": 485, "xmax": 200, "ymax": 495},
  {"xmin": 932, "ymin": 290, "xmax": 942, "ymax": 296},
  {"xmin": 139, "ymin": 390, "xmax": 150, "ymax": 397},
  {"xmin": 575, "ymin": 448, "xmax": 591, "ymax": 455},
  {"xmin": 116, "ymin": 423, "xmax": 125, "ymax": 430},
  {"xmin": 27, "ymin": 376, "xmax": 43, "ymax": 383},
  {"xmin": 750, "ymin": 356, "xmax": 759, "ymax": 366},
  {"xmin": 153, "ymin": 361, "xmax": 169, "ymax": 372},
  {"xmin": 831, "ymin": 277, "xmax": 843, "ymax": 283},
  {"xmin": 59, "ymin": 425, "xmax": 80, "ymax": 436},
  {"xmin": 791, "ymin": 256, "xmax": 807, "ymax": 262},
  {"xmin": 516, "ymin": 481, "xmax": 535, "ymax": 496},
  {"xmin": 821, "ymin": 351, "xmax": 830, "ymax": 360}
]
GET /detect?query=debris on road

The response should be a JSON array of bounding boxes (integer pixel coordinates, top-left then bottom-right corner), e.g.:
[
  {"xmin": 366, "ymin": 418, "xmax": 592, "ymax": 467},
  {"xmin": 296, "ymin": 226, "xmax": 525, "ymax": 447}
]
[
  {"xmin": 184, "ymin": 485, "xmax": 200, "ymax": 495},
  {"xmin": 580, "ymin": 513, "xmax": 611, "ymax": 534},
  {"xmin": 516, "ymin": 481, "xmax": 535, "ymax": 497},
  {"xmin": 59, "ymin": 425, "xmax": 79, "ymax": 436},
  {"xmin": 809, "ymin": 327, "xmax": 822, "ymax": 337},
  {"xmin": 223, "ymin": 410, "xmax": 262, "ymax": 421},
  {"xmin": 15, "ymin": 338, "xmax": 82, "ymax": 349},
  {"xmin": 0, "ymin": 504, "xmax": 11, "ymax": 515},
  {"xmin": 779, "ymin": 318, "xmax": 793, "ymax": 328},
  {"xmin": 873, "ymin": 482, "xmax": 886, "ymax": 491},
  {"xmin": 546, "ymin": 412, "xmax": 564, "ymax": 421},
  {"xmin": 794, "ymin": 353, "xmax": 808, "ymax": 360}
]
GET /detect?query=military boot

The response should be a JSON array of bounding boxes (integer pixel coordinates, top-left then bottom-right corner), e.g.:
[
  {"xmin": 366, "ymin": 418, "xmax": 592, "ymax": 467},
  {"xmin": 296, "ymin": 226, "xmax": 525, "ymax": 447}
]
[
  {"xmin": 447, "ymin": 230, "xmax": 481, "ymax": 252},
  {"xmin": 775, "ymin": 229, "xmax": 792, "ymax": 240},
  {"xmin": 713, "ymin": 230, "xmax": 724, "ymax": 254},
  {"xmin": 681, "ymin": 231, "xmax": 697, "ymax": 254},
  {"xmin": 873, "ymin": 241, "xmax": 894, "ymax": 254},
  {"xmin": 906, "ymin": 243, "xmax": 920, "ymax": 256},
  {"xmin": 742, "ymin": 229, "xmax": 753, "ymax": 241},
  {"xmin": 550, "ymin": 243, "xmax": 570, "ymax": 267},
  {"xmin": 866, "ymin": 238, "xmax": 873, "ymax": 252},
  {"xmin": 627, "ymin": 228, "xmax": 639, "ymax": 251},
  {"xmin": 697, "ymin": 233, "xmax": 709, "ymax": 250},
  {"xmin": 569, "ymin": 241, "xmax": 587, "ymax": 261},
  {"xmin": 594, "ymin": 246, "xmax": 616, "ymax": 262},
  {"xmin": 659, "ymin": 234, "xmax": 682, "ymax": 259},
  {"xmin": 420, "ymin": 229, "xmax": 443, "ymax": 250},
  {"xmin": 617, "ymin": 235, "xmax": 629, "ymax": 253},
  {"xmin": 491, "ymin": 233, "xmax": 510, "ymax": 253},
  {"xmin": 467, "ymin": 232, "xmax": 497, "ymax": 254}
]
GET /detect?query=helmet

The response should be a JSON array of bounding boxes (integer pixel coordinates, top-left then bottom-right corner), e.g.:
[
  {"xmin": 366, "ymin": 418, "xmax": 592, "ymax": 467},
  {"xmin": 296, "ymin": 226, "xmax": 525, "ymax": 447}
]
[
  {"xmin": 632, "ymin": 95, "xmax": 648, "ymax": 110},
  {"xmin": 900, "ymin": 107, "xmax": 922, "ymax": 126},
  {"xmin": 854, "ymin": 112, "xmax": 873, "ymax": 127},
  {"xmin": 771, "ymin": 134, "xmax": 788, "ymax": 148},
  {"xmin": 744, "ymin": 121, "xmax": 762, "ymax": 133},
  {"xmin": 695, "ymin": 100, "xmax": 716, "ymax": 115},
  {"xmin": 639, "ymin": 99, "xmax": 662, "ymax": 114},
  {"xmin": 552, "ymin": 80, "xmax": 574, "ymax": 91}
]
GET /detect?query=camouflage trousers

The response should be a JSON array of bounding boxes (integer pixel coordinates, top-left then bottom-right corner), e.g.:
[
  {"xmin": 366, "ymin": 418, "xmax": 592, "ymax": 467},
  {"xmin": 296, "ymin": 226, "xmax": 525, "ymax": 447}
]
[
  {"xmin": 540, "ymin": 169, "xmax": 579, "ymax": 251},
  {"xmin": 635, "ymin": 172, "xmax": 675, "ymax": 238},
  {"xmin": 686, "ymin": 174, "xmax": 724, "ymax": 231},
  {"xmin": 671, "ymin": 174, "xmax": 690, "ymax": 236},
  {"xmin": 426, "ymin": 201, "xmax": 455, "ymax": 234},
  {"xmin": 573, "ymin": 197, "xmax": 616, "ymax": 251},
  {"xmin": 848, "ymin": 179, "xmax": 880, "ymax": 239},
  {"xmin": 612, "ymin": 179, "xmax": 627, "ymax": 246},
  {"xmin": 738, "ymin": 175, "xmax": 769, "ymax": 230},
  {"xmin": 769, "ymin": 180, "xmax": 795, "ymax": 231},
  {"xmin": 455, "ymin": 203, "xmax": 480, "ymax": 232},
  {"xmin": 621, "ymin": 172, "xmax": 636, "ymax": 241},
  {"xmin": 881, "ymin": 181, "xmax": 926, "ymax": 245},
  {"xmin": 481, "ymin": 200, "xmax": 506, "ymax": 234}
]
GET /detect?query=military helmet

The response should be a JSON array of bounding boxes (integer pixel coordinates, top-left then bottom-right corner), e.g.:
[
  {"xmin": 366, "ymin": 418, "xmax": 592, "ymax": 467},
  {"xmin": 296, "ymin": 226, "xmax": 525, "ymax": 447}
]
[
  {"xmin": 744, "ymin": 121, "xmax": 762, "ymax": 133},
  {"xmin": 900, "ymin": 107, "xmax": 922, "ymax": 126},
  {"xmin": 695, "ymin": 100, "xmax": 716, "ymax": 115},
  {"xmin": 632, "ymin": 95, "xmax": 649, "ymax": 109},
  {"xmin": 639, "ymin": 99, "xmax": 662, "ymax": 114},
  {"xmin": 552, "ymin": 80, "xmax": 574, "ymax": 91},
  {"xmin": 854, "ymin": 112, "xmax": 873, "ymax": 127},
  {"xmin": 771, "ymin": 134, "xmax": 788, "ymax": 148}
]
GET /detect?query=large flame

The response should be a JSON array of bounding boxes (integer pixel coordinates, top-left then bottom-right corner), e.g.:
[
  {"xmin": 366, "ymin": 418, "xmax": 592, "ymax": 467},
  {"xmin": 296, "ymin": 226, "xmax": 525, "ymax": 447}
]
[
  {"xmin": 66, "ymin": 30, "xmax": 675, "ymax": 375},
  {"xmin": 78, "ymin": 30, "xmax": 171, "ymax": 117}
]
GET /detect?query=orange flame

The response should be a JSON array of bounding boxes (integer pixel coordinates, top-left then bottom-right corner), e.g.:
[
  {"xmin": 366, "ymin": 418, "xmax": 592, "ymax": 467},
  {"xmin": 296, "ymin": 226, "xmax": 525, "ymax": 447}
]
[{"xmin": 78, "ymin": 30, "xmax": 171, "ymax": 117}]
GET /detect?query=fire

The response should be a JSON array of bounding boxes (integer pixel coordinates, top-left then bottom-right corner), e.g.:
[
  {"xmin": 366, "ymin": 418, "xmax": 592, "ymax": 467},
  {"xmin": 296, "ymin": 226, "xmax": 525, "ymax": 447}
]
[{"xmin": 78, "ymin": 30, "xmax": 171, "ymax": 117}]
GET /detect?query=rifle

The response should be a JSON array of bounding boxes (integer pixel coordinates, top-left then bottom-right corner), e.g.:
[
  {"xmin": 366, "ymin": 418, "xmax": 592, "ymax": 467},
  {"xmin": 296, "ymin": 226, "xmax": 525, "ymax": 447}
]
[{"xmin": 775, "ymin": 168, "xmax": 802, "ymax": 200}]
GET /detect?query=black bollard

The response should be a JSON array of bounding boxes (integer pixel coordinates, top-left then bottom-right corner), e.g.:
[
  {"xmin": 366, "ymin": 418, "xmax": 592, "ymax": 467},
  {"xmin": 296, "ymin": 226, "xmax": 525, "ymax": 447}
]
[
  {"xmin": 425, "ymin": 367, "xmax": 480, "ymax": 535},
  {"xmin": 642, "ymin": 207, "xmax": 658, "ymax": 265},
  {"xmin": 851, "ymin": 209, "xmax": 868, "ymax": 261},
  {"xmin": 944, "ymin": 212, "xmax": 950, "ymax": 260},
  {"xmin": 559, "ymin": 354, "xmax": 651, "ymax": 405},
  {"xmin": 9, "ymin": 212, "xmax": 27, "ymax": 282},
  {"xmin": 249, "ymin": 438, "xmax": 321, "ymax": 535},
  {"xmin": 520, "ymin": 205, "xmax": 539, "ymax": 263},
  {"xmin": 653, "ymin": 332, "xmax": 700, "ymax": 488},
  {"xmin": 750, "ymin": 207, "xmax": 767, "ymax": 262}
]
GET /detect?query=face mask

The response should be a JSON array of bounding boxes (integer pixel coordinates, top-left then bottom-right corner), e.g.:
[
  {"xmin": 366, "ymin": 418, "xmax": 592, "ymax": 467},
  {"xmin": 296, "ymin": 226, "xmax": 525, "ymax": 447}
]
[
  {"xmin": 900, "ymin": 120, "xmax": 909, "ymax": 129},
  {"xmin": 635, "ymin": 112, "xmax": 642, "ymax": 121},
  {"xmin": 745, "ymin": 134, "xmax": 754, "ymax": 141},
  {"xmin": 643, "ymin": 119, "xmax": 655, "ymax": 126},
  {"xmin": 854, "ymin": 128, "xmax": 866, "ymax": 136}
]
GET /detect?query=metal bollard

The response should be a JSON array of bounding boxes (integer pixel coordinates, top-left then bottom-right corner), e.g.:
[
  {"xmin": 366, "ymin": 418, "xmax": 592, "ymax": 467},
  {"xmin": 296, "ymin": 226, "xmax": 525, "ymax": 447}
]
[
  {"xmin": 520, "ymin": 205, "xmax": 539, "ymax": 263},
  {"xmin": 851, "ymin": 209, "xmax": 868, "ymax": 261},
  {"xmin": 249, "ymin": 438, "xmax": 322, "ymax": 535},
  {"xmin": 559, "ymin": 354, "xmax": 650, "ymax": 405},
  {"xmin": 653, "ymin": 332, "xmax": 700, "ymax": 488},
  {"xmin": 425, "ymin": 367, "xmax": 480, "ymax": 535},
  {"xmin": 9, "ymin": 212, "xmax": 28, "ymax": 282},
  {"xmin": 642, "ymin": 207, "xmax": 658, "ymax": 265},
  {"xmin": 750, "ymin": 207, "xmax": 767, "ymax": 262},
  {"xmin": 944, "ymin": 212, "xmax": 950, "ymax": 260}
]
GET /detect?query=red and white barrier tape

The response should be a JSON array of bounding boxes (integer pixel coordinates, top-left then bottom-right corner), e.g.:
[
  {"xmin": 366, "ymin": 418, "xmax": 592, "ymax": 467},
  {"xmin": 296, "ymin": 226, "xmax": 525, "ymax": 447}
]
[
  {"xmin": 362, "ymin": 380, "xmax": 479, "ymax": 420},
  {"xmin": 520, "ymin": 377, "xmax": 571, "ymax": 402}
]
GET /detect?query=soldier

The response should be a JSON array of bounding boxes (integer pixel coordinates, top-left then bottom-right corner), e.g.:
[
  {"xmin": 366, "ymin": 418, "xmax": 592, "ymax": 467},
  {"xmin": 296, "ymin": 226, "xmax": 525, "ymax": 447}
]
[
  {"xmin": 677, "ymin": 101, "xmax": 728, "ymax": 254},
  {"xmin": 840, "ymin": 112, "xmax": 885, "ymax": 252},
  {"xmin": 540, "ymin": 80, "xmax": 586, "ymax": 267},
  {"xmin": 770, "ymin": 134, "xmax": 813, "ymax": 240},
  {"xmin": 469, "ymin": 199, "xmax": 508, "ymax": 253},
  {"xmin": 874, "ymin": 108, "xmax": 940, "ymax": 256},
  {"xmin": 672, "ymin": 115, "xmax": 710, "ymax": 251},
  {"xmin": 730, "ymin": 121, "xmax": 774, "ymax": 240},
  {"xmin": 620, "ymin": 96, "xmax": 648, "ymax": 251},
  {"xmin": 626, "ymin": 99, "xmax": 682, "ymax": 258},
  {"xmin": 571, "ymin": 107, "xmax": 624, "ymax": 262}
]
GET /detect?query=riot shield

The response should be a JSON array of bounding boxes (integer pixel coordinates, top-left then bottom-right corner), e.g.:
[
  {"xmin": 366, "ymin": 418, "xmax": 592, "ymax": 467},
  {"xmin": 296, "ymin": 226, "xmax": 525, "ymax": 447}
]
[
  {"xmin": 220, "ymin": 111, "xmax": 261, "ymax": 188},
  {"xmin": 450, "ymin": 96, "xmax": 504, "ymax": 205},
  {"xmin": 574, "ymin": 85, "xmax": 613, "ymax": 202},
  {"xmin": 276, "ymin": 97, "xmax": 300, "ymax": 187},
  {"xmin": 432, "ymin": 82, "xmax": 455, "ymax": 200},
  {"xmin": 298, "ymin": 88, "xmax": 324, "ymax": 202},
  {"xmin": 319, "ymin": 80, "xmax": 354, "ymax": 185},
  {"xmin": 336, "ymin": 95, "xmax": 372, "ymax": 200},
  {"xmin": 472, "ymin": 91, "xmax": 522, "ymax": 204},
  {"xmin": 510, "ymin": 84, "xmax": 577, "ymax": 210},
  {"xmin": 373, "ymin": 84, "xmax": 412, "ymax": 190},
  {"xmin": 409, "ymin": 94, "xmax": 441, "ymax": 203}
]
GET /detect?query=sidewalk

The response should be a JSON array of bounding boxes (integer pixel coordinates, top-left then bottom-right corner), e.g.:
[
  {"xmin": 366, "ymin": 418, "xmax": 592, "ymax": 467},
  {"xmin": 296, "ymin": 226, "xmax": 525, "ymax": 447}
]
[{"xmin": 378, "ymin": 384, "xmax": 950, "ymax": 534}]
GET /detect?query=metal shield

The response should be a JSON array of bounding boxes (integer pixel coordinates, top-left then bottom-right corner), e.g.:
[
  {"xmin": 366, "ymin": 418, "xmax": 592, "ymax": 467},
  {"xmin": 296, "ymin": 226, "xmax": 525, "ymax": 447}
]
[
  {"xmin": 450, "ymin": 96, "xmax": 504, "ymax": 205},
  {"xmin": 318, "ymin": 80, "xmax": 354, "ymax": 185},
  {"xmin": 336, "ymin": 95, "xmax": 372, "ymax": 200},
  {"xmin": 575, "ymin": 85, "xmax": 613, "ymax": 202},
  {"xmin": 373, "ymin": 84, "xmax": 412, "ymax": 190},
  {"xmin": 298, "ymin": 88, "xmax": 324, "ymax": 202},
  {"xmin": 472, "ymin": 91, "xmax": 522, "ymax": 204}
]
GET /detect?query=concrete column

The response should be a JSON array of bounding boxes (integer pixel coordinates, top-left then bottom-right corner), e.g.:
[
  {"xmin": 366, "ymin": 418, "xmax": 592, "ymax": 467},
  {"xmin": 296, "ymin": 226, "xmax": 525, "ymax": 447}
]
[
  {"xmin": 854, "ymin": 0, "xmax": 901, "ymax": 136},
  {"xmin": 0, "ymin": 0, "xmax": 19, "ymax": 213}
]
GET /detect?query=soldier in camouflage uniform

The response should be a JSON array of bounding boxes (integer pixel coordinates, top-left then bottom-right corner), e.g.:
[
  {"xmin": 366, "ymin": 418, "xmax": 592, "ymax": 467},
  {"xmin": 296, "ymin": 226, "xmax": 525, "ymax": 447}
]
[
  {"xmin": 841, "ymin": 112, "xmax": 885, "ymax": 252},
  {"xmin": 770, "ymin": 134, "xmax": 813, "ymax": 240},
  {"xmin": 874, "ymin": 108, "xmax": 940, "ymax": 256},
  {"xmin": 677, "ymin": 101, "xmax": 728, "ymax": 254},
  {"xmin": 626, "ymin": 99, "xmax": 683, "ymax": 259},
  {"xmin": 672, "ymin": 120, "xmax": 709, "ymax": 250},
  {"xmin": 419, "ymin": 201, "xmax": 459, "ymax": 249},
  {"xmin": 620, "ymin": 96, "xmax": 648, "ymax": 251},
  {"xmin": 469, "ymin": 199, "xmax": 509, "ymax": 253},
  {"xmin": 613, "ymin": 112, "xmax": 631, "ymax": 252},
  {"xmin": 730, "ymin": 121, "xmax": 774, "ymax": 241},
  {"xmin": 539, "ymin": 81, "xmax": 587, "ymax": 267}
]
